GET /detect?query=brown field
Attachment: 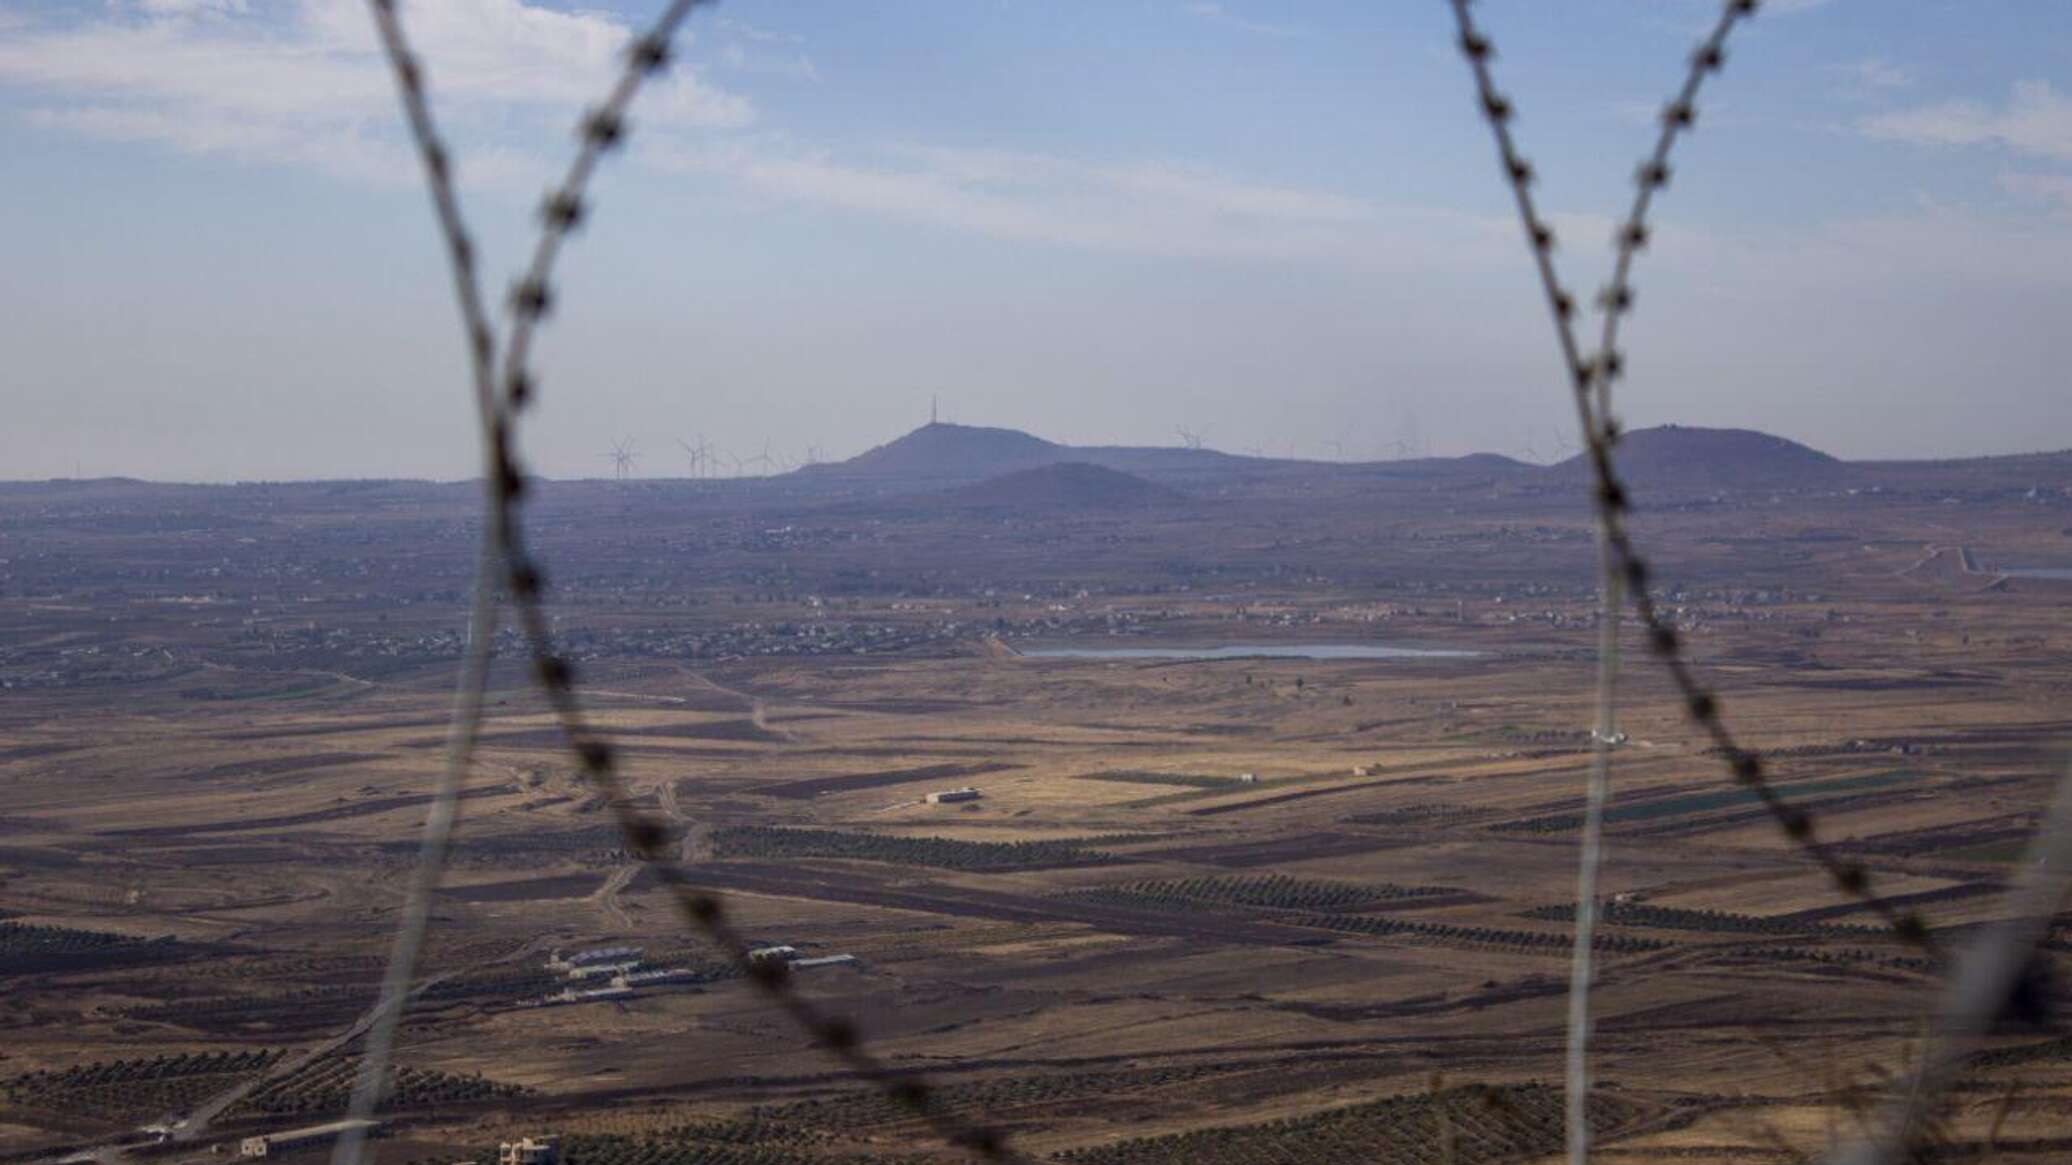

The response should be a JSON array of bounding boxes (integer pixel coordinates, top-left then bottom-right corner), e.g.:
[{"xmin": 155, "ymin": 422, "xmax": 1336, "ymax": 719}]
[{"xmin": 2, "ymin": 445, "xmax": 2070, "ymax": 1163}]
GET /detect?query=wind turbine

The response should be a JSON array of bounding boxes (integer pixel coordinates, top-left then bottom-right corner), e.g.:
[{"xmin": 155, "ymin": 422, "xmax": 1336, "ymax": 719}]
[
  {"xmin": 679, "ymin": 434, "xmax": 718, "ymax": 480},
  {"xmin": 1175, "ymin": 426, "xmax": 1205, "ymax": 451},
  {"xmin": 604, "ymin": 437, "xmax": 638, "ymax": 482},
  {"xmin": 748, "ymin": 438, "xmax": 778, "ymax": 477}
]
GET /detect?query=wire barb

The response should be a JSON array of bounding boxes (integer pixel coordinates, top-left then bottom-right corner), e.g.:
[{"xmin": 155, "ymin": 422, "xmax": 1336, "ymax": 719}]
[
  {"xmin": 1440, "ymin": 3, "xmax": 1911, "ymax": 1163},
  {"xmin": 356, "ymin": 2, "xmax": 1030, "ymax": 1160},
  {"xmin": 336, "ymin": 2, "xmax": 511, "ymax": 1160},
  {"xmin": 1836, "ymin": 758, "xmax": 2072, "ymax": 1165}
]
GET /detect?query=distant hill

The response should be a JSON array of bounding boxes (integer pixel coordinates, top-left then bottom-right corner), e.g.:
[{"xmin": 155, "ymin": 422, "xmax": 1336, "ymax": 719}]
[
  {"xmin": 802, "ymin": 423, "xmax": 1066, "ymax": 482},
  {"xmin": 793, "ymin": 419, "xmax": 1901, "ymax": 502},
  {"xmin": 800, "ymin": 421, "xmax": 1529, "ymax": 491},
  {"xmin": 1551, "ymin": 425, "xmax": 1843, "ymax": 488},
  {"xmin": 943, "ymin": 462, "xmax": 1187, "ymax": 511}
]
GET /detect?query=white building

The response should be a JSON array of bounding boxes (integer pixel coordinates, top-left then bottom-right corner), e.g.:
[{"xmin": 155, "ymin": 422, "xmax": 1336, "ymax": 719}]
[
  {"xmin": 547, "ymin": 945, "xmax": 641, "ymax": 971},
  {"xmin": 240, "ymin": 1119, "xmax": 381, "ymax": 1158},
  {"xmin": 500, "ymin": 1136, "xmax": 560, "ymax": 1165},
  {"xmin": 566, "ymin": 960, "xmax": 642, "ymax": 981},
  {"xmin": 926, "ymin": 787, "xmax": 981, "ymax": 804},
  {"xmin": 619, "ymin": 967, "xmax": 702, "ymax": 987}
]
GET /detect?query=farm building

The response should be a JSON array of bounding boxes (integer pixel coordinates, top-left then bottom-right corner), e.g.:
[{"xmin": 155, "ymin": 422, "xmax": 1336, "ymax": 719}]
[
  {"xmin": 747, "ymin": 945, "xmax": 799, "ymax": 965},
  {"xmin": 618, "ymin": 967, "xmax": 702, "ymax": 986},
  {"xmin": 499, "ymin": 1136, "xmax": 560, "ymax": 1165},
  {"xmin": 240, "ymin": 1119, "xmax": 381, "ymax": 1158},
  {"xmin": 1235, "ymin": 772, "xmax": 1260, "ymax": 784},
  {"xmin": 539, "ymin": 986, "xmax": 635, "ymax": 1007},
  {"xmin": 792, "ymin": 954, "xmax": 858, "ymax": 970},
  {"xmin": 565, "ymin": 960, "xmax": 642, "ymax": 981},
  {"xmin": 547, "ymin": 945, "xmax": 641, "ymax": 971},
  {"xmin": 925, "ymin": 787, "xmax": 981, "ymax": 804}
]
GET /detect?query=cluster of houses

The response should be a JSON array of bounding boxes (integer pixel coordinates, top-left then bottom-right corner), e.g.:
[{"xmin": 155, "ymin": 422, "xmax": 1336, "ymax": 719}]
[
  {"xmin": 533, "ymin": 945, "xmax": 708, "ymax": 1007},
  {"xmin": 532, "ymin": 943, "xmax": 856, "ymax": 1008},
  {"xmin": 748, "ymin": 945, "xmax": 858, "ymax": 972}
]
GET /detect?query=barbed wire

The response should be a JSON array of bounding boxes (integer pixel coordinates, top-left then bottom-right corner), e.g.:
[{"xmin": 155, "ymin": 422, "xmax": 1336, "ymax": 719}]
[
  {"xmin": 1838, "ymin": 757, "xmax": 2072, "ymax": 1165},
  {"xmin": 496, "ymin": 3, "xmax": 692, "ymax": 417},
  {"xmin": 1554, "ymin": 2, "xmax": 1760, "ymax": 1158},
  {"xmin": 334, "ymin": 0, "xmax": 515, "ymax": 1157},
  {"xmin": 1445, "ymin": 0, "xmax": 1956, "ymax": 1159},
  {"xmin": 332, "ymin": 3, "xmax": 2065, "ymax": 1163},
  {"xmin": 334, "ymin": 548, "xmax": 497, "ymax": 1165},
  {"xmin": 1449, "ymin": 0, "xmax": 1935, "ymax": 952},
  {"xmin": 1562, "ymin": 12, "xmax": 1758, "ymax": 1160},
  {"xmin": 353, "ymin": 2, "xmax": 1029, "ymax": 1161}
]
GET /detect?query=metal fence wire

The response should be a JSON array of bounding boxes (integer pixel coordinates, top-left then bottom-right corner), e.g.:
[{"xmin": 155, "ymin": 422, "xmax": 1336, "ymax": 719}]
[{"xmin": 328, "ymin": 4, "xmax": 2072, "ymax": 1164}]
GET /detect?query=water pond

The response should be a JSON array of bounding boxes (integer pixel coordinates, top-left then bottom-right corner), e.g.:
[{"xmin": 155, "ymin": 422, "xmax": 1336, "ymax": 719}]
[{"xmin": 1022, "ymin": 643, "xmax": 1480, "ymax": 661}]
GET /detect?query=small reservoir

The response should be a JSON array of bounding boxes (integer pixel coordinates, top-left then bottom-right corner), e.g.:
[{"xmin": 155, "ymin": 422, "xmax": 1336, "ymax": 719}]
[{"xmin": 1022, "ymin": 643, "xmax": 1480, "ymax": 661}]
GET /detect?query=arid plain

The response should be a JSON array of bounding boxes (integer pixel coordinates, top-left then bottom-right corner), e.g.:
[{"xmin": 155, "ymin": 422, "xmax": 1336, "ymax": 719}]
[{"xmin": 3, "ymin": 423, "xmax": 2070, "ymax": 1163}]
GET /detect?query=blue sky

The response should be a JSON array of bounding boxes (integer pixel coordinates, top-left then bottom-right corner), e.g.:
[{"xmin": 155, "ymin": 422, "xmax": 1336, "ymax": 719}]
[{"xmin": 4, "ymin": 0, "xmax": 2071, "ymax": 479}]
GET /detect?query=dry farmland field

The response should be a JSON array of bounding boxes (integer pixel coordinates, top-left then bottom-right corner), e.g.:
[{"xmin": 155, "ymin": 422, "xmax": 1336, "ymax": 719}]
[{"xmin": 3, "ymin": 425, "xmax": 2072, "ymax": 1163}]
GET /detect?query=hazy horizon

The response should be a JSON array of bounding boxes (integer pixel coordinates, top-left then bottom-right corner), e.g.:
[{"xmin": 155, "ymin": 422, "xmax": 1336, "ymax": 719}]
[
  {"xmin": 7, "ymin": 7, "xmax": 2072, "ymax": 1158},
  {"xmin": 8, "ymin": 1, "xmax": 2072, "ymax": 480},
  {"xmin": 7, "ymin": 415, "xmax": 2072, "ymax": 487}
]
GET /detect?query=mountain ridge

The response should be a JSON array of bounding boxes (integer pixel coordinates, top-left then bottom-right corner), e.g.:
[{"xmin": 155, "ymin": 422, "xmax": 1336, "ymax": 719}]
[
  {"xmin": 1548, "ymin": 424, "xmax": 1843, "ymax": 487},
  {"xmin": 802, "ymin": 420, "xmax": 1867, "ymax": 490},
  {"xmin": 800, "ymin": 421, "xmax": 1531, "ymax": 486}
]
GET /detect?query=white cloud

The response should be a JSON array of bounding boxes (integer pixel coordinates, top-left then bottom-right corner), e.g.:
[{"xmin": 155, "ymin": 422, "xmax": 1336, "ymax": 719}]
[
  {"xmin": 1645, "ymin": 0, "xmax": 1836, "ymax": 23},
  {"xmin": 1999, "ymin": 170, "xmax": 2072, "ymax": 212},
  {"xmin": 710, "ymin": 15, "xmax": 817, "ymax": 83},
  {"xmin": 134, "ymin": 0, "xmax": 250, "ymax": 17},
  {"xmin": 649, "ymin": 139, "xmax": 1506, "ymax": 266},
  {"xmin": 0, "ymin": 0, "xmax": 751, "ymax": 184},
  {"xmin": 718, "ymin": 41, "xmax": 820, "ymax": 84},
  {"xmin": 1181, "ymin": 2, "xmax": 1306, "ymax": 39},
  {"xmin": 714, "ymin": 17, "xmax": 803, "ymax": 47},
  {"xmin": 1860, "ymin": 79, "xmax": 2072, "ymax": 161},
  {"xmin": 24, "ymin": 104, "xmax": 402, "ymax": 183},
  {"xmin": 1831, "ymin": 56, "xmax": 1911, "ymax": 98},
  {"xmin": 1719, "ymin": 205, "xmax": 2072, "ymax": 289}
]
